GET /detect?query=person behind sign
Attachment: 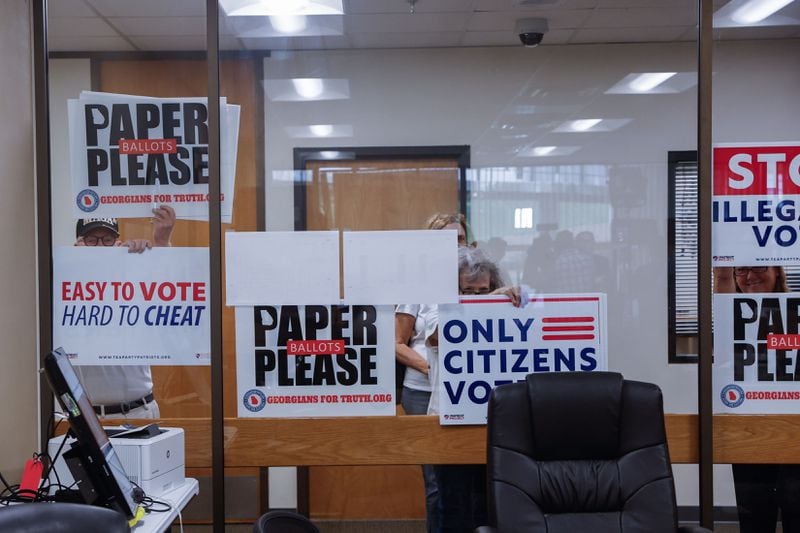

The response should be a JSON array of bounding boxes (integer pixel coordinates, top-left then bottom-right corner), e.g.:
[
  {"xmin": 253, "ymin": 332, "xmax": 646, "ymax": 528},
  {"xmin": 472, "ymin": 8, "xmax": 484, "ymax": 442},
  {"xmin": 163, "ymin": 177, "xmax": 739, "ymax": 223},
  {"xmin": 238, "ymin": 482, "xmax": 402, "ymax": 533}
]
[
  {"xmin": 395, "ymin": 212, "xmax": 469, "ymax": 533},
  {"xmin": 722, "ymin": 265, "xmax": 800, "ymax": 533},
  {"xmin": 73, "ymin": 205, "xmax": 176, "ymax": 419},
  {"xmin": 425, "ymin": 247, "xmax": 522, "ymax": 533}
]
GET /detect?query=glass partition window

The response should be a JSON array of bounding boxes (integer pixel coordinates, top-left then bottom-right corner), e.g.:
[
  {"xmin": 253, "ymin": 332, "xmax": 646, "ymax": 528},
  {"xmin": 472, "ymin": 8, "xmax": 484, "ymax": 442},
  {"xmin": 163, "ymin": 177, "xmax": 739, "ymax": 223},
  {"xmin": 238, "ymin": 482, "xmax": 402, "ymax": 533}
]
[{"xmin": 710, "ymin": 1, "xmax": 800, "ymax": 530}]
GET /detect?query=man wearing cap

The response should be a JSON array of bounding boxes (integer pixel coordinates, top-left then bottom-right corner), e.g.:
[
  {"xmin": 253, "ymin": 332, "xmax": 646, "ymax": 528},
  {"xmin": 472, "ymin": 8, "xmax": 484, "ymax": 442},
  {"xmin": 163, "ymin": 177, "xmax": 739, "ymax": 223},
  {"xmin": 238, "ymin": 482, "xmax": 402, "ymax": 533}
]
[{"xmin": 74, "ymin": 205, "xmax": 176, "ymax": 419}]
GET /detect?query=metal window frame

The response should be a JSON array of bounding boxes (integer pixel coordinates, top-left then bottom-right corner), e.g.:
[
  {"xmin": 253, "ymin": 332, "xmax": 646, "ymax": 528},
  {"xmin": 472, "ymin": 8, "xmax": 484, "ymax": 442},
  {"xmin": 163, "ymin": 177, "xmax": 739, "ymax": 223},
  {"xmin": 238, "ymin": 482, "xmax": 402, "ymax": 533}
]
[{"xmin": 31, "ymin": 0, "xmax": 716, "ymax": 529}]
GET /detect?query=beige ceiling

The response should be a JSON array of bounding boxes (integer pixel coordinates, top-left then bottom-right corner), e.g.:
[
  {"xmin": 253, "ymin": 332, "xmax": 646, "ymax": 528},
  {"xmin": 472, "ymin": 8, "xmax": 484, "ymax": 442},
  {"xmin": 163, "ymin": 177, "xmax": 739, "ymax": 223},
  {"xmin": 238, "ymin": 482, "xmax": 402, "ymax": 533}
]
[{"xmin": 46, "ymin": 0, "xmax": 800, "ymax": 52}]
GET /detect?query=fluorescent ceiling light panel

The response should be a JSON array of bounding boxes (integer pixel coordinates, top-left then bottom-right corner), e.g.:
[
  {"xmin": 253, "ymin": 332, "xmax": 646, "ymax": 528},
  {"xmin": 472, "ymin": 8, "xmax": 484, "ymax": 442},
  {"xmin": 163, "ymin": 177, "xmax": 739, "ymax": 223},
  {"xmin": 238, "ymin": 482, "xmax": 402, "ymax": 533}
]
[
  {"xmin": 553, "ymin": 118, "xmax": 631, "ymax": 133},
  {"xmin": 605, "ymin": 72, "xmax": 697, "ymax": 95},
  {"xmin": 628, "ymin": 72, "xmax": 676, "ymax": 93},
  {"xmin": 270, "ymin": 15, "xmax": 307, "ymax": 34},
  {"xmin": 221, "ymin": 0, "xmax": 343, "ymax": 16},
  {"xmin": 532, "ymin": 146, "xmax": 556, "ymax": 156},
  {"xmin": 231, "ymin": 15, "xmax": 343, "ymax": 38},
  {"xmin": 309, "ymin": 124, "xmax": 333, "ymax": 137},
  {"xmin": 264, "ymin": 78, "xmax": 350, "ymax": 101},
  {"xmin": 714, "ymin": 0, "xmax": 799, "ymax": 26},
  {"xmin": 284, "ymin": 124, "xmax": 354, "ymax": 138},
  {"xmin": 519, "ymin": 146, "xmax": 580, "ymax": 157},
  {"xmin": 292, "ymin": 78, "xmax": 324, "ymax": 98},
  {"xmin": 732, "ymin": 0, "xmax": 794, "ymax": 23},
  {"xmin": 570, "ymin": 119, "xmax": 602, "ymax": 132}
]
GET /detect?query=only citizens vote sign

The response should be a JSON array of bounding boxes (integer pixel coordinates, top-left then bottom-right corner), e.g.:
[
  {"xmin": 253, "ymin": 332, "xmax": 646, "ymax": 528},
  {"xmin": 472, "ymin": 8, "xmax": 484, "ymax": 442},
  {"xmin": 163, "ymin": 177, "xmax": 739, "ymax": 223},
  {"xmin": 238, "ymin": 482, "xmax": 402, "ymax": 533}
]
[{"xmin": 436, "ymin": 294, "xmax": 608, "ymax": 425}]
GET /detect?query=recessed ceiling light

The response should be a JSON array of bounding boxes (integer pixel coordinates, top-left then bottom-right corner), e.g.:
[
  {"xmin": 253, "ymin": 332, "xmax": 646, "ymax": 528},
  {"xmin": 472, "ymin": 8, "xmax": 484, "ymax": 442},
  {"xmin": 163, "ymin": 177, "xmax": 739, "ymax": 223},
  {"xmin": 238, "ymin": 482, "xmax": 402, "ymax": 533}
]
[
  {"xmin": 309, "ymin": 124, "xmax": 333, "ymax": 137},
  {"xmin": 532, "ymin": 146, "xmax": 556, "ymax": 156},
  {"xmin": 292, "ymin": 78, "xmax": 324, "ymax": 99},
  {"xmin": 570, "ymin": 119, "xmax": 602, "ymax": 132},
  {"xmin": 628, "ymin": 72, "xmax": 677, "ymax": 93},
  {"xmin": 221, "ymin": 0, "xmax": 343, "ymax": 16},
  {"xmin": 731, "ymin": 0, "xmax": 794, "ymax": 23},
  {"xmin": 270, "ymin": 15, "xmax": 308, "ymax": 34}
]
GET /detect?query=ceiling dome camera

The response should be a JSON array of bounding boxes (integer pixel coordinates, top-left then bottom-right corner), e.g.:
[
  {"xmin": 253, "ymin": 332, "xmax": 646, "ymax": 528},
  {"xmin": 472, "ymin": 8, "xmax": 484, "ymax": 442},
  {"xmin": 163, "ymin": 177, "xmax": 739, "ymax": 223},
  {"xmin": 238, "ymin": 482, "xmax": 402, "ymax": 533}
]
[{"xmin": 514, "ymin": 18, "xmax": 549, "ymax": 47}]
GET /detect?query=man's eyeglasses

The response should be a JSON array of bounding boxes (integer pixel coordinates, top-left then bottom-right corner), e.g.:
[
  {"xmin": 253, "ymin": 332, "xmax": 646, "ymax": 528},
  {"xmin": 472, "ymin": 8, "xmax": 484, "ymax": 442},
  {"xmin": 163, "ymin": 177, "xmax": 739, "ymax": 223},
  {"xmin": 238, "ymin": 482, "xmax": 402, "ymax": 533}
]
[
  {"xmin": 82, "ymin": 235, "xmax": 117, "ymax": 246},
  {"xmin": 734, "ymin": 267, "xmax": 768, "ymax": 277}
]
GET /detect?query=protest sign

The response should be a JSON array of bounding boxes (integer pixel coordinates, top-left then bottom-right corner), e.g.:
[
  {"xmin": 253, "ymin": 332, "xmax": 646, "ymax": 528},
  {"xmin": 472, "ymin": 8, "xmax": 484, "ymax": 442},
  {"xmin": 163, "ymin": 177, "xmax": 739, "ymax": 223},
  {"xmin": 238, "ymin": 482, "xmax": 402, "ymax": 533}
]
[
  {"xmin": 714, "ymin": 293, "xmax": 800, "ymax": 413},
  {"xmin": 68, "ymin": 91, "xmax": 239, "ymax": 222},
  {"xmin": 53, "ymin": 247, "xmax": 210, "ymax": 365},
  {"xmin": 235, "ymin": 304, "xmax": 395, "ymax": 417},
  {"xmin": 713, "ymin": 143, "xmax": 800, "ymax": 266},
  {"xmin": 437, "ymin": 294, "xmax": 607, "ymax": 425}
]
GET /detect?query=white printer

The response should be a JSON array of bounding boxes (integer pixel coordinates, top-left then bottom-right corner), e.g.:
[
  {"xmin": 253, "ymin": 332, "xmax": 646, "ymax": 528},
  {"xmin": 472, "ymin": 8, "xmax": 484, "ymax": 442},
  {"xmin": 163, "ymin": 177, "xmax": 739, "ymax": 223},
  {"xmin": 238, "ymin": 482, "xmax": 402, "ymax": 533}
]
[{"xmin": 48, "ymin": 425, "xmax": 185, "ymax": 495}]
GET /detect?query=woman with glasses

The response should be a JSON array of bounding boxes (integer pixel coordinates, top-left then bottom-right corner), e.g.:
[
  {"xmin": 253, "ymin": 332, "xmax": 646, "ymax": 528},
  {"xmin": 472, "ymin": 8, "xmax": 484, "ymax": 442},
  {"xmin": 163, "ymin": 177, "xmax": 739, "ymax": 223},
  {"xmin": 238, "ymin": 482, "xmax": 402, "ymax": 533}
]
[
  {"xmin": 394, "ymin": 213, "xmax": 469, "ymax": 533},
  {"xmin": 424, "ymin": 246, "xmax": 521, "ymax": 532},
  {"xmin": 723, "ymin": 265, "xmax": 800, "ymax": 532}
]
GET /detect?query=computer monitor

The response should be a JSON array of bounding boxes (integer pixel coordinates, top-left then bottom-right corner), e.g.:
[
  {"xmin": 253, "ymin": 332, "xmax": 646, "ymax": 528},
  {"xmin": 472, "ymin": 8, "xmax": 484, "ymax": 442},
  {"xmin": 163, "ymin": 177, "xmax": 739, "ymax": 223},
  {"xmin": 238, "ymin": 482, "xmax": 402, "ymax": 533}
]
[{"xmin": 43, "ymin": 347, "xmax": 139, "ymax": 519}]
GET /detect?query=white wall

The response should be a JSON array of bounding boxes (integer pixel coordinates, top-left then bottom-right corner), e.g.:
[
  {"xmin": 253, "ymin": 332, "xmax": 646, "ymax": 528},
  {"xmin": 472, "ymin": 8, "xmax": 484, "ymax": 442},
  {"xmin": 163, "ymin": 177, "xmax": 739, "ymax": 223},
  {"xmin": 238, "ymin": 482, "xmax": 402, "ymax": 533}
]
[
  {"xmin": 48, "ymin": 58, "xmax": 91, "ymax": 247},
  {"xmin": 0, "ymin": 0, "xmax": 38, "ymax": 483}
]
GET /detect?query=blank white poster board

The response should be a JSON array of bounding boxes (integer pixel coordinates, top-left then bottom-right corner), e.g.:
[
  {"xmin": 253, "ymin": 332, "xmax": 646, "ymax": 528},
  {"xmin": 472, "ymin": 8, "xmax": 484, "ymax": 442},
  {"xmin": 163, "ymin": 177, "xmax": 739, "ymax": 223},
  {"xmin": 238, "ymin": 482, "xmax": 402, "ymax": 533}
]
[
  {"xmin": 342, "ymin": 230, "xmax": 459, "ymax": 305},
  {"xmin": 225, "ymin": 231, "xmax": 340, "ymax": 305}
]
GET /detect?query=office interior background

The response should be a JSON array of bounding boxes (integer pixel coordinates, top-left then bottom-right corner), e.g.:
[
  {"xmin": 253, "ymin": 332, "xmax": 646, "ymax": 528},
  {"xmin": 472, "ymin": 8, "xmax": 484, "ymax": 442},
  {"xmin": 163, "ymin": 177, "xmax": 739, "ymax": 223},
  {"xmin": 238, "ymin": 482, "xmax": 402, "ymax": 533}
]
[{"xmin": 2, "ymin": 0, "xmax": 800, "ymax": 529}]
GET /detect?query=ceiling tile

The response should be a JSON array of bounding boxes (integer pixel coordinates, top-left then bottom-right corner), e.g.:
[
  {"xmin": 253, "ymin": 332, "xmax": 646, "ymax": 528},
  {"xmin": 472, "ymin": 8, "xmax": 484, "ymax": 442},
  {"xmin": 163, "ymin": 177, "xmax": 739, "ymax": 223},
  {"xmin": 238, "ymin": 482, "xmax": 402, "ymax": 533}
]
[
  {"xmin": 86, "ymin": 0, "xmax": 206, "ymax": 18},
  {"xmin": 344, "ymin": 12, "xmax": 471, "ymax": 33},
  {"xmin": 350, "ymin": 31, "xmax": 463, "ymax": 48},
  {"xmin": 345, "ymin": 0, "xmax": 476, "ymax": 14},
  {"xmin": 570, "ymin": 25, "xmax": 689, "ymax": 42},
  {"xmin": 584, "ymin": 7, "xmax": 697, "ymax": 27},
  {"xmin": 468, "ymin": 9, "xmax": 591, "ymax": 31},
  {"xmin": 109, "ymin": 17, "xmax": 207, "ymax": 36}
]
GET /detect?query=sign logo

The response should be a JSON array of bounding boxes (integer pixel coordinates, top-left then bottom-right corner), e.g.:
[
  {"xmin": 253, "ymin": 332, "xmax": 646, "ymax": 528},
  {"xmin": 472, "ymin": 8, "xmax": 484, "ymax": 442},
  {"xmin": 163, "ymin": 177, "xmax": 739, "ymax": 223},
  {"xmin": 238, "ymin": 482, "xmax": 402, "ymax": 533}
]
[
  {"xmin": 76, "ymin": 189, "xmax": 100, "ymax": 213},
  {"xmin": 720, "ymin": 384, "xmax": 746, "ymax": 408},
  {"xmin": 243, "ymin": 389, "xmax": 267, "ymax": 412}
]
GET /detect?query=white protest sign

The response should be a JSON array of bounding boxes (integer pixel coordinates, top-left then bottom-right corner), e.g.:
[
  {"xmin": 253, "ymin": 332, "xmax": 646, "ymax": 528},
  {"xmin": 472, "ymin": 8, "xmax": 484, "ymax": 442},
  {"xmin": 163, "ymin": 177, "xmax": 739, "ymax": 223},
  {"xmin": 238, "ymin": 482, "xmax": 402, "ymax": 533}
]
[
  {"xmin": 437, "ymin": 294, "xmax": 607, "ymax": 425},
  {"xmin": 53, "ymin": 246, "xmax": 210, "ymax": 366},
  {"xmin": 342, "ymin": 230, "xmax": 459, "ymax": 305},
  {"xmin": 714, "ymin": 293, "xmax": 800, "ymax": 413},
  {"xmin": 68, "ymin": 91, "xmax": 239, "ymax": 222},
  {"xmin": 713, "ymin": 143, "xmax": 800, "ymax": 266},
  {"xmin": 235, "ymin": 304, "xmax": 395, "ymax": 417},
  {"xmin": 225, "ymin": 231, "xmax": 340, "ymax": 306}
]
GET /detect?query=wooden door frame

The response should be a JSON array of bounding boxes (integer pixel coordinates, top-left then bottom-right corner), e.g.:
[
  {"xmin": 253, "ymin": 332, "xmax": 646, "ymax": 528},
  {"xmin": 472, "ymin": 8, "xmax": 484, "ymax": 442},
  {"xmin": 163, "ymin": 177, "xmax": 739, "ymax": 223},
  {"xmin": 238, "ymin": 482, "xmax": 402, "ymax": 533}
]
[{"xmin": 292, "ymin": 145, "xmax": 471, "ymax": 231}]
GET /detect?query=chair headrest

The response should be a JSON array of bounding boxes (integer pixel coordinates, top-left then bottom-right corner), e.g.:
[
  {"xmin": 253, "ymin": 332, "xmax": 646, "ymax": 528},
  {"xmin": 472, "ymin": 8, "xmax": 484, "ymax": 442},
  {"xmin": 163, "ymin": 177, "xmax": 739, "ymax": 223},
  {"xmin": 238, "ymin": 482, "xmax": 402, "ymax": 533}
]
[{"xmin": 526, "ymin": 371, "xmax": 623, "ymax": 460}]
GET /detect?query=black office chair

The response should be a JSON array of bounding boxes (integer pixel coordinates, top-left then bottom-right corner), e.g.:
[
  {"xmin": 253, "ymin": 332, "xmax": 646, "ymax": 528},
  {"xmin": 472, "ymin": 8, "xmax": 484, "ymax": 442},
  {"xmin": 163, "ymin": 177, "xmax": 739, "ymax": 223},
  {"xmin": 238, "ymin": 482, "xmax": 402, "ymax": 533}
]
[
  {"xmin": 0, "ymin": 502, "xmax": 130, "ymax": 532},
  {"xmin": 253, "ymin": 509, "xmax": 321, "ymax": 533},
  {"xmin": 477, "ymin": 371, "xmax": 711, "ymax": 533}
]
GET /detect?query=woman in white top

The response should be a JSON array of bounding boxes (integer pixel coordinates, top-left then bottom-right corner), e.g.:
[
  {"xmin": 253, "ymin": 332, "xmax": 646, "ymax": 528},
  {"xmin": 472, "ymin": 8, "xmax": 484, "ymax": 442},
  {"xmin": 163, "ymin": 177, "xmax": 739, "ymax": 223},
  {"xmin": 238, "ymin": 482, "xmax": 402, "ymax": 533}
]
[
  {"xmin": 394, "ymin": 213, "xmax": 468, "ymax": 533},
  {"xmin": 425, "ymin": 247, "xmax": 521, "ymax": 533}
]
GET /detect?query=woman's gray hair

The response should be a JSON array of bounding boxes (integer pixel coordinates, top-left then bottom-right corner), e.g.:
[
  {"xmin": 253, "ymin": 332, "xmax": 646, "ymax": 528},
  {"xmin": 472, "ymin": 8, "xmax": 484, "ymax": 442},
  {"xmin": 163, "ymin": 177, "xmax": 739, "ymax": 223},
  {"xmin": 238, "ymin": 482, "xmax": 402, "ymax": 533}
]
[{"xmin": 458, "ymin": 247, "xmax": 503, "ymax": 291}]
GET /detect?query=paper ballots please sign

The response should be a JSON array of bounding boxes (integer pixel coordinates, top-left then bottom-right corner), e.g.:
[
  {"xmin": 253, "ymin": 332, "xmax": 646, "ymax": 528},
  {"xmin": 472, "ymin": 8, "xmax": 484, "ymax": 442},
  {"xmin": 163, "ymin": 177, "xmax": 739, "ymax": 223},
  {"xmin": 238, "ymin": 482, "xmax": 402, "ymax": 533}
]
[
  {"xmin": 713, "ymin": 143, "xmax": 800, "ymax": 266},
  {"xmin": 68, "ymin": 91, "xmax": 240, "ymax": 222},
  {"xmin": 714, "ymin": 293, "xmax": 800, "ymax": 413},
  {"xmin": 437, "ymin": 294, "xmax": 607, "ymax": 425},
  {"xmin": 235, "ymin": 305, "xmax": 395, "ymax": 417},
  {"xmin": 53, "ymin": 247, "xmax": 210, "ymax": 365}
]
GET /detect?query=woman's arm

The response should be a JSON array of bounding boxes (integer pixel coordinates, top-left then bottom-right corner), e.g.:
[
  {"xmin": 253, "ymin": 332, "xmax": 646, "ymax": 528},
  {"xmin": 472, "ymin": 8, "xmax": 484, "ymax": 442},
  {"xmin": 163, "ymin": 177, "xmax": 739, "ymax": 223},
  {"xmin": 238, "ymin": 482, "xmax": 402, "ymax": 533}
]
[{"xmin": 395, "ymin": 312, "xmax": 429, "ymax": 374}]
